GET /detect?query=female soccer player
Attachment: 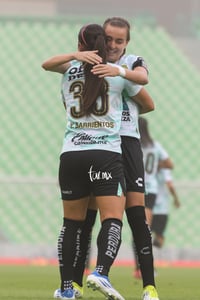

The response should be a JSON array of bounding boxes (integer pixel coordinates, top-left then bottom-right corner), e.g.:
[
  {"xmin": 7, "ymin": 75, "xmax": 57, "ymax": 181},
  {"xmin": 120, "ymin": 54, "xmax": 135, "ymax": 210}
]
[
  {"xmin": 91, "ymin": 17, "xmax": 160, "ymax": 300},
  {"xmin": 151, "ymin": 168, "xmax": 180, "ymax": 248},
  {"xmin": 138, "ymin": 117, "xmax": 174, "ymax": 226},
  {"xmin": 42, "ymin": 23, "xmax": 154, "ymax": 300}
]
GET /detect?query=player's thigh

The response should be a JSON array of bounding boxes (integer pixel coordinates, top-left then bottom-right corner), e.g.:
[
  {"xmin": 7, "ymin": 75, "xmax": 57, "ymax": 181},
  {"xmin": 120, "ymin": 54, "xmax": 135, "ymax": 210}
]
[
  {"xmin": 88, "ymin": 196, "xmax": 98, "ymax": 210},
  {"xmin": 62, "ymin": 197, "xmax": 90, "ymax": 220},
  {"xmin": 126, "ymin": 191, "xmax": 145, "ymax": 208},
  {"xmin": 96, "ymin": 195, "xmax": 125, "ymax": 222}
]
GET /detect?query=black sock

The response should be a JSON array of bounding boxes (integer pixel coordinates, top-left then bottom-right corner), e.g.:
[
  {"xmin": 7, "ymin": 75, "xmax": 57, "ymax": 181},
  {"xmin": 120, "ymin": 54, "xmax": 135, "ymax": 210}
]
[
  {"xmin": 96, "ymin": 218, "xmax": 122, "ymax": 276},
  {"xmin": 73, "ymin": 209, "xmax": 97, "ymax": 286},
  {"xmin": 57, "ymin": 218, "xmax": 84, "ymax": 291},
  {"xmin": 126, "ymin": 206, "xmax": 155, "ymax": 287}
]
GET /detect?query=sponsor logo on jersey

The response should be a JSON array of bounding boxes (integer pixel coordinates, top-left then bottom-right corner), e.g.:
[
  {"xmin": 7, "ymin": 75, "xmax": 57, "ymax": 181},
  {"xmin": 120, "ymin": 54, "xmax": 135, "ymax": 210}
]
[
  {"xmin": 121, "ymin": 110, "xmax": 131, "ymax": 122},
  {"xmin": 68, "ymin": 65, "xmax": 84, "ymax": 81},
  {"xmin": 71, "ymin": 132, "xmax": 108, "ymax": 145}
]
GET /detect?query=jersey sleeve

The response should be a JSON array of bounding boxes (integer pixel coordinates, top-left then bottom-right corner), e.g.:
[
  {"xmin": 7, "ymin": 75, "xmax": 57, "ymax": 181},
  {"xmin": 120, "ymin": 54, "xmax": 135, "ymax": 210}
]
[
  {"xmin": 123, "ymin": 79, "xmax": 142, "ymax": 97},
  {"xmin": 162, "ymin": 169, "xmax": 173, "ymax": 182},
  {"xmin": 131, "ymin": 56, "xmax": 149, "ymax": 73}
]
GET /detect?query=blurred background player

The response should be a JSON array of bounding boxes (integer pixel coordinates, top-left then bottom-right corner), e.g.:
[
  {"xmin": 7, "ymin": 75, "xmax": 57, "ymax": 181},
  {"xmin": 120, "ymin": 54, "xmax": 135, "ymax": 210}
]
[
  {"xmin": 151, "ymin": 168, "xmax": 181, "ymax": 249},
  {"xmin": 138, "ymin": 117, "xmax": 174, "ymax": 226},
  {"xmin": 133, "ymin": 117, "xmax": 174, "ymax": 279}
]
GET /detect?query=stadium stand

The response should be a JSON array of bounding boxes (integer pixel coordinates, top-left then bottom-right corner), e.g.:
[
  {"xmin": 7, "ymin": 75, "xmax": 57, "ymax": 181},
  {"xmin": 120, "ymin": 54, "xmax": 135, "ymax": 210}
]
[{"xmin": 0, "ymin": 17, "xmax": 200, "ymax": 261}]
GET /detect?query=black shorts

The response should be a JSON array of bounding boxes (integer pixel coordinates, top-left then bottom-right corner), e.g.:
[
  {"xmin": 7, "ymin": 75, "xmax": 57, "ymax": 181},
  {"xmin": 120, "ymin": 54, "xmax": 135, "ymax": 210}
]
[
  {"xmin": 121, "ymin": 136, "xmax": 145, "ymax": 193},
  {"xmin": 151, "ymin": 214, "xmax": 168, "ymax": 236},
  {"xmin": 145, "ymin": 193, "xmax": 156, "ymax": 209},
  {"xmin": 59, "ymin": 150, "xmax": 126, "ymax": 200}
]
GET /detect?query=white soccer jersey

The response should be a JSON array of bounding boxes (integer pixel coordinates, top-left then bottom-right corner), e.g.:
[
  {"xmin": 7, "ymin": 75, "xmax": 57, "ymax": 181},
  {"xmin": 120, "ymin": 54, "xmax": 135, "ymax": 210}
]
[
  {"xmin": 153, "ymin": 169, "xmax": 173, "ymax": 214},
  {"xmin": 60, "ymin": 60, "xmax": 141, "ymax": 154},
  {"xmin": 117, "ymin": 54, "xmax": 147, "ymax": 139},
  {"xmin": 142, "ymin": 141, "xmax": 169, "ymax": 194}
]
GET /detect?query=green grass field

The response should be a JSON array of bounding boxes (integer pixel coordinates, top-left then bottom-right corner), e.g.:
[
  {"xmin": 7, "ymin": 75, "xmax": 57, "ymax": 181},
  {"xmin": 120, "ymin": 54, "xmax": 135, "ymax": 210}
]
[{"xmin": 0, "ymin": 265, "xmax": 200, "ymax": 300}]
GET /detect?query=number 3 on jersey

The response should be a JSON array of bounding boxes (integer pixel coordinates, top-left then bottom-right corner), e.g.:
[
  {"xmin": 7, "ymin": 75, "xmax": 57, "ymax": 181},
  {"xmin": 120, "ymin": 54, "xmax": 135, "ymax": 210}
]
[{"xmin": 69, "ymin": 80, "xmax": 109, "ymax": 118}]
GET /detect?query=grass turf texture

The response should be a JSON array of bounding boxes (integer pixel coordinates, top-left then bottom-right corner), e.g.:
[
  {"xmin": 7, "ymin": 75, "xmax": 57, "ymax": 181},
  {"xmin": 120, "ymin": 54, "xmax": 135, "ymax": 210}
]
[{"xmin": 0, "ymin": 265, "xmax": 200, "ymax": 300}]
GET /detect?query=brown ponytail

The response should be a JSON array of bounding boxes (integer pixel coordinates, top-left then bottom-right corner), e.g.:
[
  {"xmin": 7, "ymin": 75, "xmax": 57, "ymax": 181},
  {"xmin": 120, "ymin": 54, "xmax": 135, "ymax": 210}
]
[{"xmin": 78, "ymin": 24, "xmax": 107, "ymax": 115}]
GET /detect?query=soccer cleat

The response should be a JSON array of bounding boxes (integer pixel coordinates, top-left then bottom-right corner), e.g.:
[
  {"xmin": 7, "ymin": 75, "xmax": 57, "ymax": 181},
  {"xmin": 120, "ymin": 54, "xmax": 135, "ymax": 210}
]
[
  {"xmin": 142, "ymin": 285, "xmax": 159, "ymax": 300},
  {"xmin": 54, "ymin": 288, "xmax": 61, "ymax": 298},
  {"xmin": 86, "ymin": 271, "xmax": 125, "ymax": 300},
  {"xmin": 73, "ymin": 282, "xmax": 83, "ymax": 299},
  {"xmin": 60, "ymin": 288, "xmax": 75, "ymax": 299},
  {"xmin": 54, "ymin": 284, "xmax": 83, "ymax": 299}
]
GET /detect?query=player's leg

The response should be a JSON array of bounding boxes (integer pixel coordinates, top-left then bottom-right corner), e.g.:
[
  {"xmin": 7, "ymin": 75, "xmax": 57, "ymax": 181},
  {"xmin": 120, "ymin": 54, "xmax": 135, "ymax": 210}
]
[
  {"xmin": 54, "ymin": 151, "xmax": 90, "ymax": 299},
  {"xmin": 121, "ymin": 137, "xmax": 159, "ymax": 299},
  {"xmin": 86, "ymin": 151, "xmax": 126, "ymax": 300},
  {"xmin": 87, "ymin": 195, "xmax": 125, "ymax": 300},
  {"xmin": 152, "ymin": 214, "xmax": 168, "ymax": 248},
  {"xmin": 73, "ymin": 198, "xmax": 97, "ymax": 295},
  {"xmin": 145, "ymin": 193, "xmax": 157, "ymax": 227},
  {"xmin": 126, "ymin": 192, "xmax": 155, "ymax": 286}
]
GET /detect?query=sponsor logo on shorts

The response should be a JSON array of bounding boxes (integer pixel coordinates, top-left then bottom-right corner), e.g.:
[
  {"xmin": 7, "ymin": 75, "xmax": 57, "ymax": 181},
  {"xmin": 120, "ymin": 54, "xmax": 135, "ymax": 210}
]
[
  {"xmin": 135, "ymin": 177, "xmax": 143, "ymax": 187},
  {"xmin": 88, "ymin": 165, "xmax": 112, "ymax": 182},
  {"xmin": 62, "ymin": 190, "xmax": 72, "ymax": 194}
]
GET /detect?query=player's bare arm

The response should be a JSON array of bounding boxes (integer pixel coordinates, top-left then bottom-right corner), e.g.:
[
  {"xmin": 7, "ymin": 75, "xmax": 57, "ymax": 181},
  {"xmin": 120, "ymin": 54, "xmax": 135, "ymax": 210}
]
[
  {"xmin": 42, "ymin": 51, "xmax": 102, "ymax": 74},
  {"xmin": 125, "ymin": 66, "xmax": 148, "ymax": 85},
  {"xmin": 167, "ymin": 182, "xmax": 181, "ymax": 208},
  {"xmin": 158, "ymin": 158, "xmax": 174, "ymax": 170},
  {"xmin": 91, "ymin": 64, "xmax": 120, "ymax": 77},
  {"xmin": 131, "ymin": 87, "xmax": 155, "ymax": 114},
  {"xmin": 92, "ymin": 64, "xmax": 148, "ymax": 85}
]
